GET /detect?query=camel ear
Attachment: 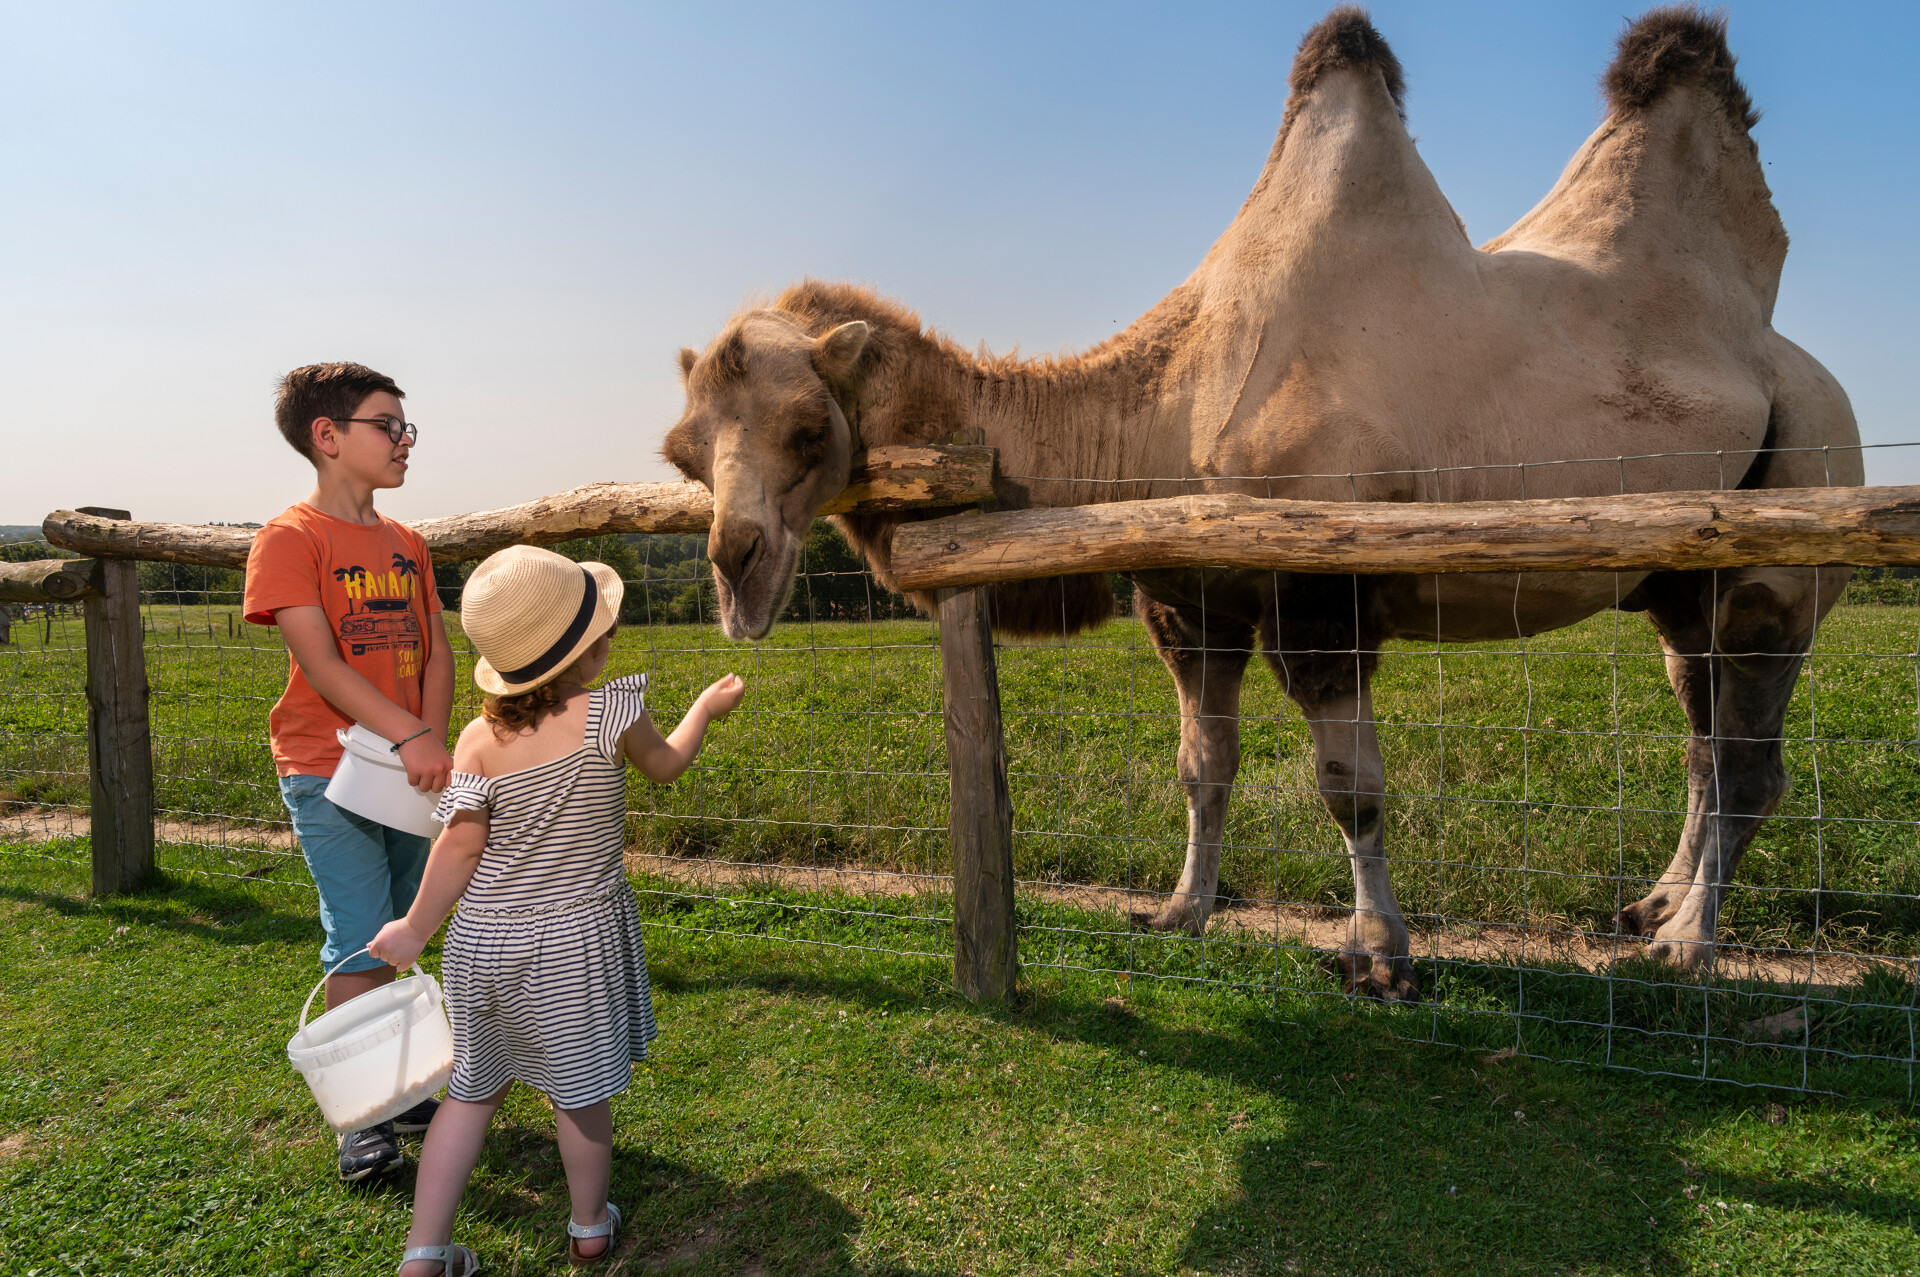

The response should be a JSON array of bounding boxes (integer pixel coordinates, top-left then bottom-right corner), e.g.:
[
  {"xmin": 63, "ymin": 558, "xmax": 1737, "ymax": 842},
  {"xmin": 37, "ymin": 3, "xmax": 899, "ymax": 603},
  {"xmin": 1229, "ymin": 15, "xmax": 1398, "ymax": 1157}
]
[
  {"xmin": 678, "ymin": 347, "xmax": 698, "ymax": 383},
  {"xmin": 813, "ymin": 321, "xmax": 870, "ymax": 382}
]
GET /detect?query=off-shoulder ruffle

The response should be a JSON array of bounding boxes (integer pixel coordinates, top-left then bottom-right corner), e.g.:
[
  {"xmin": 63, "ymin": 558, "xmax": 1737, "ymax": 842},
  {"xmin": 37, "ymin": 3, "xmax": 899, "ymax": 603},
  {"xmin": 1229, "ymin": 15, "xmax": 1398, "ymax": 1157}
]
[
  {"xmin": 594, "ymin": 674, "xmax": 650, "ymax": 757},
  {"xmin": 431, "ymin": 771, "xmax": 496, "ymax": 824}
]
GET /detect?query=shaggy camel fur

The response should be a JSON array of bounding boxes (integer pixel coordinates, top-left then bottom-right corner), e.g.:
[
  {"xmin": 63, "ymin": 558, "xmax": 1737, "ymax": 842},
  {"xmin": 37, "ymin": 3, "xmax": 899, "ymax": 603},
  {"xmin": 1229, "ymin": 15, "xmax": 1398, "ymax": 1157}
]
[{"xmin": 662, "ymin": 6, "xmax": 1861, "ymax": 998}]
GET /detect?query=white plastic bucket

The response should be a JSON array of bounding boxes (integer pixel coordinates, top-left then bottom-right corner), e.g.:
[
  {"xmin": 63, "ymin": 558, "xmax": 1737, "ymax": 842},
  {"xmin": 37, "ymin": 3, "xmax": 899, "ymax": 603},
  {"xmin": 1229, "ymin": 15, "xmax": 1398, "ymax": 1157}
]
[
  {"xmin": 286, "ymin": 949, "xmax": 456, "ymax": 1133},
  {"xmin": 326, "ymin": 724, "xmax": 442, "ymax": 838}
]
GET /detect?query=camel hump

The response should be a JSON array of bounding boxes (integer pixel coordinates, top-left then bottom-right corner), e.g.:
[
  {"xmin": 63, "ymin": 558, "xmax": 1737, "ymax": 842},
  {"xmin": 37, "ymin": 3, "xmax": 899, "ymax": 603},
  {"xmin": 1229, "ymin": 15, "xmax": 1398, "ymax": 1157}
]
[
  {"xmin": 1604, "ymin": 6, "xmax": 1758, "ymax": 131},
  {"xmin": 1288, "ymin": 6, "xmax": 1406, "ymax": 119}
]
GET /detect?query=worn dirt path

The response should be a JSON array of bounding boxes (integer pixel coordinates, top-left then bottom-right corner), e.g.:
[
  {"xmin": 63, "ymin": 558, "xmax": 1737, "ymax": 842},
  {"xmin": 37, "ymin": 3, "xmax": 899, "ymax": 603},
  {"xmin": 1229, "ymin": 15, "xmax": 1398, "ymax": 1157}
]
[{"xmin": 4, "ymin": 810, "xmax": 1906, "ymax": 988}]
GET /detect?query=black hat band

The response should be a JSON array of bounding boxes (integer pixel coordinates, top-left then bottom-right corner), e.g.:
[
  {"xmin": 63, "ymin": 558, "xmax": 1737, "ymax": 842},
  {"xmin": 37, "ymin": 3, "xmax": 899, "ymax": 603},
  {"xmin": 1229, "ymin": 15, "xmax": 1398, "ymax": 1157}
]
[{"xmin": 497, "ymin": 567, "xmax": 598, "ymax": 685}]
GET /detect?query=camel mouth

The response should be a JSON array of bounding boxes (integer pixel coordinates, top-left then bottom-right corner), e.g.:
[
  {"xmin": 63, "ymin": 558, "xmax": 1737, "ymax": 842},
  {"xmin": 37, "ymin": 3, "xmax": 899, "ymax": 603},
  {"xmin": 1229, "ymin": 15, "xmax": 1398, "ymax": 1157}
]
[{"xmin": 713, "ymin": 536, "xmax": 801, "ymax": 642}]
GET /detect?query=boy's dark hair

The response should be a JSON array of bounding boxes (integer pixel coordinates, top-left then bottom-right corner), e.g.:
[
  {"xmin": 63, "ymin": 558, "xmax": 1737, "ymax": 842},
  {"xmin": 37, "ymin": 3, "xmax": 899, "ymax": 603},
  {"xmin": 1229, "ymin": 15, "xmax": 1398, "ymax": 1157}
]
[{"xmin": 274, "ymin": 363, "xmax": 405, "ymax": 461}]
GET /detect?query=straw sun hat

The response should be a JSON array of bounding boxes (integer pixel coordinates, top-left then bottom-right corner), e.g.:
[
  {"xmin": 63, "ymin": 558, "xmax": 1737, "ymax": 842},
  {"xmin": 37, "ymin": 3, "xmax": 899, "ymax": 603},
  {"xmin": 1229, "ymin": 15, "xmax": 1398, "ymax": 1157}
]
[{"xmin": 460, "ymin": 545, "xmax": 624, "ymax": 696}]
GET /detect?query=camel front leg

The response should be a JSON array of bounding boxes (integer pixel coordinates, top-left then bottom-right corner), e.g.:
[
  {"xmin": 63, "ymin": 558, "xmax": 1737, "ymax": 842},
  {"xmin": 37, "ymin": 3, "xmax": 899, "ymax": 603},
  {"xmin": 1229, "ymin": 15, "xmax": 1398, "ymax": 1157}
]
[
  {"xmin": 1139, "ymin": 601, "xmax": 1254, "ymax": 935},
  {"xmin": 1300, "ymin": 685, "xmax": 1417, "ymax": 1001}
]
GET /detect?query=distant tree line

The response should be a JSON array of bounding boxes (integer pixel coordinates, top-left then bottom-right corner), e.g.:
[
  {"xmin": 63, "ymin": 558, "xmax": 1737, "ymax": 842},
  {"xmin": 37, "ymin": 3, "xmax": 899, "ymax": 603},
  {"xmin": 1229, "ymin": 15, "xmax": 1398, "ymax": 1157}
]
[
  {"xmin": 434, "ymin": 521, "xmax": 920, "ymax": 625},
  {"xmin": 1842, "ymin": 566, "xmax": 1920, "ymax": 607},
  {"xmin": 134, "ymin": 523, "xmax": 257, "ymax": 604},
  {"xmin": 0, "ymin": 540, "xmax": 70, "ymax": 564}
]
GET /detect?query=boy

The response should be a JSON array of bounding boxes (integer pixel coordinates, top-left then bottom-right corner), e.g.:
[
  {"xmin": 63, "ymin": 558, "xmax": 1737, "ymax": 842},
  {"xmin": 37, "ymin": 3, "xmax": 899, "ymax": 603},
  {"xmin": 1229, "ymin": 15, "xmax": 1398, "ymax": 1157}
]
[{"xmin": 243, "ymin": 362, "xmax": 456, "ymax": 1181}]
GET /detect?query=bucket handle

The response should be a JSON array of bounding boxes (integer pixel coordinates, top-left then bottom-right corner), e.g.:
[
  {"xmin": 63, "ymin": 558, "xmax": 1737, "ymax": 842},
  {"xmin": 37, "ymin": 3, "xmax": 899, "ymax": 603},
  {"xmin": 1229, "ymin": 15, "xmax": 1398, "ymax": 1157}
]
[{"xmin": 297, "ymin": 946, "xmax": 430, "ymax": 1033}]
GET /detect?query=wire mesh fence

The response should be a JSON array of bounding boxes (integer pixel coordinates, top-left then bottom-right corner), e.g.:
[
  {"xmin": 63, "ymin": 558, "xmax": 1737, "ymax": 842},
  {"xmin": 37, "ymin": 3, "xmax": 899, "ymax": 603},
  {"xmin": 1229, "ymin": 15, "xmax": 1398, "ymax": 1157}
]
[
  {"xmin": 3, "ymin": 446, "xmax": 1918, "ymax": 1101},
  {"xmin": 0, "ymin": 536, "xmax": 92, "ymax": 858}
]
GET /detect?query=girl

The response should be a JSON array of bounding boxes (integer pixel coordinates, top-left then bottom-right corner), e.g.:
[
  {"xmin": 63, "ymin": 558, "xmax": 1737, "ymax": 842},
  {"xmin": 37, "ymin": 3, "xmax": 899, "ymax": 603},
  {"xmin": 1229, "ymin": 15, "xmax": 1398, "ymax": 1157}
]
[{"xmin": 370, "ymin": 544, "xmax": 745, "ymax": 1275}]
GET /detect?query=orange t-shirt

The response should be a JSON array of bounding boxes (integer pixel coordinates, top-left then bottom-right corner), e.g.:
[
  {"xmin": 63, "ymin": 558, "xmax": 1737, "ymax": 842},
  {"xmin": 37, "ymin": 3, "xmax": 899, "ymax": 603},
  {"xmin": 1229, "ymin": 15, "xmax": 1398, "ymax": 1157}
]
[{"xmin": 243, "ymin": 503, "xmax": 443, "ymax": 778}]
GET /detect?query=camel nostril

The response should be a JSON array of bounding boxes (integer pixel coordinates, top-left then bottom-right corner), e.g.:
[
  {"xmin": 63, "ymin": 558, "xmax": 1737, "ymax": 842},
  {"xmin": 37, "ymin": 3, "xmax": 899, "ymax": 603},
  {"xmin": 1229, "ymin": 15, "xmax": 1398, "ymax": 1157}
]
[{"xmin": 713, "ymin": 525, "xmax": 763, "ymax": 586}]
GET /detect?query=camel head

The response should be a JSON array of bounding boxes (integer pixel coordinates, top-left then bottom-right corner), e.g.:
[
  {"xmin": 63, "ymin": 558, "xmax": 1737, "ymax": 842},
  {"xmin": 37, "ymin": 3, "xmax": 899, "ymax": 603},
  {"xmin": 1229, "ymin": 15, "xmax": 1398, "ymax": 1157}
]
[{"xmin": 663, "ymin": 311, "xmax": 871, "ymax": 640}]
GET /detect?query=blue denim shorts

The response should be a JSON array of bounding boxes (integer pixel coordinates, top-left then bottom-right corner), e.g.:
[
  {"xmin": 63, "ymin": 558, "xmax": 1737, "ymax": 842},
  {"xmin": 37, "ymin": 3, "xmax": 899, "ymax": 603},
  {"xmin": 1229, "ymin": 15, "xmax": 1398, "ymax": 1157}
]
[{"xmin": 279, "ymin": 773, "xmax": 433, "ymax": 973}]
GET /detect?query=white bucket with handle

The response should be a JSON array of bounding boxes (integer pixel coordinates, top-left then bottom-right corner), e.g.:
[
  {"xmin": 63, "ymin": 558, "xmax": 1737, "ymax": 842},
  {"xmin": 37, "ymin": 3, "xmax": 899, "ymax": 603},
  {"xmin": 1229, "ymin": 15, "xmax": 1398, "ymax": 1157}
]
[
  {"xmin": 326, "ymin": 724, "xmax": 443, "ymax": 838},
  {"xmin": 287, "ymin": 948, "xmax": 455, "ymax": 1133}
]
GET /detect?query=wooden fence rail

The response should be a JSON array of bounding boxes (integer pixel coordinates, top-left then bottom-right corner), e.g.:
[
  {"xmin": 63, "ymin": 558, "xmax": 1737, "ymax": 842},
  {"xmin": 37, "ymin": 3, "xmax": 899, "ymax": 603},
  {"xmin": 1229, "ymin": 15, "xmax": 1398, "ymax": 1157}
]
[
  {"xmin": 891, "ymin": 484, "xmax": 1920, "ymax": 590},
  {"xmin": 40, "ymin": 445, "xmax": 996, "ymax": 570},
  {"xmin": 0, "ymin": 558, "xmax": 103, "ymax": 604}
]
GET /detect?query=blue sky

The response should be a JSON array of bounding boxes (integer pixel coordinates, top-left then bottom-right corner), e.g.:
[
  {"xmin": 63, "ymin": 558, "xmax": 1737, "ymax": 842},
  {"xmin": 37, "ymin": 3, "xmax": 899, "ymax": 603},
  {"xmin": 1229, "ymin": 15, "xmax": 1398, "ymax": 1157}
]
[{"xmin": 4, "ymin": 1, "xmax": 1915, "ymax": 524}]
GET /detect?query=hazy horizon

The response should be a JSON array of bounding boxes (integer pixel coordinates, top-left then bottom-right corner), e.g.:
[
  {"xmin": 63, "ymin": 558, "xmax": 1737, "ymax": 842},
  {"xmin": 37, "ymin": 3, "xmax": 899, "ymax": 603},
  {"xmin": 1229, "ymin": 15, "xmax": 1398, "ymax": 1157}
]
[{"xmin": 6, "ymin": 1, "xmax": 1915, "ymax": 527}]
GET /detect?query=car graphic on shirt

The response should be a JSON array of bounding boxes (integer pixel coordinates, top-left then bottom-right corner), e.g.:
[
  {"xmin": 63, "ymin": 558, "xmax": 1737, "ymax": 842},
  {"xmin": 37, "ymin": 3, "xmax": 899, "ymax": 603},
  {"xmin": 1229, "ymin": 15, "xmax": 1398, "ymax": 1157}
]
[{"xmin": 339, "ymin": 597, "xmax": 421, "ymax": 656}]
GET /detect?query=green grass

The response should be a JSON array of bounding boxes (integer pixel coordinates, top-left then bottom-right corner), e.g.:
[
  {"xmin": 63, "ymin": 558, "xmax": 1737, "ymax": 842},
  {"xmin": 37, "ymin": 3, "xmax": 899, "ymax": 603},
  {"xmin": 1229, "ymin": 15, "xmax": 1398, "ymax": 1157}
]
[
  {"xmin": 5, "ymin": 598, "xmax": 1920, "ymax": 954},
  {"xmin": 2, "ymin": 853, "xmax": 1917, "ymax": 1276}
]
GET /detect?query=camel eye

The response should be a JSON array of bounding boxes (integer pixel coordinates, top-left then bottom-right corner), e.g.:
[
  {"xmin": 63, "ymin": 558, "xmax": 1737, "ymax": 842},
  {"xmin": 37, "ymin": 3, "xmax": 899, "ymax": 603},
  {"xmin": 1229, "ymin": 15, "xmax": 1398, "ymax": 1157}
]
[{"xmin": 789, "ymin": 422, "xmax": 829, "ymax": 459}]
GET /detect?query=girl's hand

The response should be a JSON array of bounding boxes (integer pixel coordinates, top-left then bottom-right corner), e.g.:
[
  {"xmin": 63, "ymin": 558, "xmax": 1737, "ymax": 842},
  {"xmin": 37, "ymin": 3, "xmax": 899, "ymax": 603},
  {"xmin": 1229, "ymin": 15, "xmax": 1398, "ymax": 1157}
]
[
  {"xmin": 369, "ymin": 917, "xmax": 428, "ymax": 969},
  {"xmin": 698, "ymin": 673, "xmax": 746, "ymax": 722}
]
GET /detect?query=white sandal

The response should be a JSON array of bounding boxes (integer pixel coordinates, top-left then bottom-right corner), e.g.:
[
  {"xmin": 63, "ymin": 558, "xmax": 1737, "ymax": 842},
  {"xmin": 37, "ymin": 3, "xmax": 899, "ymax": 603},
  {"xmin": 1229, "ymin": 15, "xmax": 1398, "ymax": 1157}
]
[
  {"xmin": 567, "ymin": 1202, "xmax": 622, "ymax": 1266},
  {"xmin": 399, "ymin": 1242, "xmax": 481, "ymax": 1276}
]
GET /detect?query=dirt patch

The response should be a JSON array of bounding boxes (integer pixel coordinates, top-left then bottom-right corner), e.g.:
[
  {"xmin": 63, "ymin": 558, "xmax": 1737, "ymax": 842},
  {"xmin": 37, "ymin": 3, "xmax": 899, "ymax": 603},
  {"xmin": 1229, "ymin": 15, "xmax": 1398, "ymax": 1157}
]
[
  {"xmin": 0, "ymin": 1131, "xmax": 31, "ymax": 1162},
  {"xmin": 0, "ymin": 810, "xmax": 299, "ymax": 853},
  {"xmin": 639, "ymin": 1220, "xmax": 727, "ymax": 1272},
  {"xmin": 623, "ymin": 851, "xmax": 1914, "ymax": 990},
  {"xmin": 1, "ymin": 812, "xmax": 1906, "ymax": 989}
]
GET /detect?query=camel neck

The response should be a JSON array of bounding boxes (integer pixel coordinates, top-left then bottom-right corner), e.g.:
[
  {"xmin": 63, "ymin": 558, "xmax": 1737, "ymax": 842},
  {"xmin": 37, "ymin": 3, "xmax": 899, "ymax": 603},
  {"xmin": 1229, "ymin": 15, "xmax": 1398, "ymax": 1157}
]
[{"xmin": 827, "ymin": 294, "xmax": 1200, "ymax": 509}]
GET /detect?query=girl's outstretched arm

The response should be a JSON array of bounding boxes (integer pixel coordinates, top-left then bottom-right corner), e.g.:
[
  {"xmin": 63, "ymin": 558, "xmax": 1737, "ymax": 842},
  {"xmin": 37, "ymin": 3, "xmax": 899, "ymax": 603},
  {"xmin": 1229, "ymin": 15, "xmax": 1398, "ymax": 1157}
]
[{"xmin": 622, "ymin": 674, "xmax": 746, "ymax": 784}]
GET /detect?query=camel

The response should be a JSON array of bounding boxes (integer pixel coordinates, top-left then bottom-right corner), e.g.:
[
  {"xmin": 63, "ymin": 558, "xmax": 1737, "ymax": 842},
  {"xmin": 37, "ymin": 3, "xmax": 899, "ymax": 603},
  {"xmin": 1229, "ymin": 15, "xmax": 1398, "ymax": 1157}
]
[{"xmin": 661, "ymin": 6, "xmax": 1861, "ymax": 998}]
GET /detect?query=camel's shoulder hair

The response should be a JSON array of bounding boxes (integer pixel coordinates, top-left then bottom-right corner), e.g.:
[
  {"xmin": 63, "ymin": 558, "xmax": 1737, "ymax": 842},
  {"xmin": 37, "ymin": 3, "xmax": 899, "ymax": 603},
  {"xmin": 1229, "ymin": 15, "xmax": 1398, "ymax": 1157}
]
[
  {"xmin": 773, "ymin": 278, "xmax": 927, "ymax": 345},
  {"xmin": 1604, "ymin": 6, "xmax": 1758, "ymax": 131},
  {"xmin": 771, "ymin": 276, "xmax": 1192, "ymax": 396}
]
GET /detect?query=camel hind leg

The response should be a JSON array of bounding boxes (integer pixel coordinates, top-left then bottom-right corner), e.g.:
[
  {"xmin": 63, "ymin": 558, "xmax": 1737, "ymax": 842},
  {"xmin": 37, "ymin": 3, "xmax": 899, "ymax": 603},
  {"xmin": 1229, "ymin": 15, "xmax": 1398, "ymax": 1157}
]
[
  {"xmin": 1617, "ymin": 565, "xmax": 1847, "ymax": 971},
  {"xmin": 1261, "ymin": 581, "xmax": 1415, "ymax": 1001},
  {"xmin": 1619, "ymin": 335, "xmax": 1858, "ymax": 969}
]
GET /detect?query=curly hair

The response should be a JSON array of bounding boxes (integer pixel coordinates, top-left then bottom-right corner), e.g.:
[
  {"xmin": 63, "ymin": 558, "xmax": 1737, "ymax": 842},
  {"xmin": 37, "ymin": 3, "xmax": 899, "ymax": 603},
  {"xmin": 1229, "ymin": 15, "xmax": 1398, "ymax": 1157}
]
[
  {"xmin": 478, "ymin": 630, "xmax": 617, "ymax": 740},
  {"xmin": 481, "ymin": 681, "xmax": 572, "ymax": 739}
]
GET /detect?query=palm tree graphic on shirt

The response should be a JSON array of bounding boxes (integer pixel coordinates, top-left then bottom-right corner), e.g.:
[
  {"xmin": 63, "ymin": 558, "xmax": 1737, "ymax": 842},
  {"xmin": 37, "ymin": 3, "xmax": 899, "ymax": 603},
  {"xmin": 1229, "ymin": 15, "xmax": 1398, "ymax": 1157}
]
[
  {"xmin": 332, "ymin": 565, "xmax": 368, "ymax": 609},
  {"xmin": 391, "ymin": 552, "xmax": 419, "ymax": 597},
  {"xmin": 324, "ymin": 557, "xmax": 420, "ymax": 656}
]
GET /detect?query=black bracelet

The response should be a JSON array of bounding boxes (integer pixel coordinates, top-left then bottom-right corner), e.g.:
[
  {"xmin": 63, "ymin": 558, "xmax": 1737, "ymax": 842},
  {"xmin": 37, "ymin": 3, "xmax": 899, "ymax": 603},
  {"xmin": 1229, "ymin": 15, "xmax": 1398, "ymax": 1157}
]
[{"xmin": 389, "ymin": 727, "xmax": 435, "ymax": 754}]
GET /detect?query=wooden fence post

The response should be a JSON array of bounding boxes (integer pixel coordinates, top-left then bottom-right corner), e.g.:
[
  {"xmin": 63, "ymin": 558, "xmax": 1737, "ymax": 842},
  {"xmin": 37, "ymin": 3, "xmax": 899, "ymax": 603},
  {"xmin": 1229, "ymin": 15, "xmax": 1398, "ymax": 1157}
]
[
  {"xmin": 938, "ymin": 585, "xmax": 1017, "ymax": 1001},
  {"xmin": 80, "ymin": 506, "xmax": 154, "ymax": 894}
]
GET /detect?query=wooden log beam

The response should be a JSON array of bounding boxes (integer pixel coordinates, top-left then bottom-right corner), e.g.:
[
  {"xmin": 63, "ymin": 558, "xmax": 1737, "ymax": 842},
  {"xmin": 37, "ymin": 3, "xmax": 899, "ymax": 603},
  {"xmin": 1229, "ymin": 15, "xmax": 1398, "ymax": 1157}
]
[
  {"xmin": 892, "ymin": 484, "xmax": 1920, "ymax": 590},
  {"xmin": 0, "ymin": 557, "xmax": 103, "ymax": 604},
  {"xmin": 41, "ymin": 444, "xmax": 997, "ymax": 569}
]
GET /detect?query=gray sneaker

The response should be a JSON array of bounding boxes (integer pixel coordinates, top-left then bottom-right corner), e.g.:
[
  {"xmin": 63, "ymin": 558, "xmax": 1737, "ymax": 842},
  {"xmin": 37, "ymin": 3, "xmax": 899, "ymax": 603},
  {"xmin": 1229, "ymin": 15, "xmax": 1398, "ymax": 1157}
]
[
  {"xmin": 391, "ymin": 1096, "xmax": 440, "ymax": 1134},
  {"xmin": 337, "ymin": 1121, "xmax": 401, "ymax": 1182}
]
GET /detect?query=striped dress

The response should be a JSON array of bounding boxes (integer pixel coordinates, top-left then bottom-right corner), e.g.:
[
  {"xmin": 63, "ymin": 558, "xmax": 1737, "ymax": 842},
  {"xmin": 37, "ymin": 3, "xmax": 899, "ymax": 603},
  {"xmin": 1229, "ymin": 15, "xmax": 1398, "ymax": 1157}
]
[{"xmin": 430, "ymin": 674, "xmax": 657, "ymax": 1110}]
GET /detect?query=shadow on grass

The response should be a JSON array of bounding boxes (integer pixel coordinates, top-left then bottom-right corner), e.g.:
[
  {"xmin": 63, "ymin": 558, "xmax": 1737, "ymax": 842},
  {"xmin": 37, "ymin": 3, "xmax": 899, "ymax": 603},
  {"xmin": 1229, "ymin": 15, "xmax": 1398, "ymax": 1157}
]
[
  {"xmin": 595, "ymin": 1160, "xmax": 948, "ymax": 1277},
  {"xmin": 640, "ymin": 883, "xmax": 1920, "ymax": 1096},
  {"xmin": 656, "ymin": 958, "xmax": 1919, "ymax": 1276},
  {"xmin": 366, "ymin": 1121, "xmax": 953, "ymax": 1277},
  {"xmin": 0, "ymin": 869, "xmax": 318, "ymax": 948}
]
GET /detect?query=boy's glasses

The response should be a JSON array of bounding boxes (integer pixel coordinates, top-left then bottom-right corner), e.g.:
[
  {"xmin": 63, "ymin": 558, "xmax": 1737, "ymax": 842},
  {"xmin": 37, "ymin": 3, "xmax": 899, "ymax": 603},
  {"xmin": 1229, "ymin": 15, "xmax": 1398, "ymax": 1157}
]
[{"xmin": 339, "ymin": 415, "xmax": 420, "ymax": 446}]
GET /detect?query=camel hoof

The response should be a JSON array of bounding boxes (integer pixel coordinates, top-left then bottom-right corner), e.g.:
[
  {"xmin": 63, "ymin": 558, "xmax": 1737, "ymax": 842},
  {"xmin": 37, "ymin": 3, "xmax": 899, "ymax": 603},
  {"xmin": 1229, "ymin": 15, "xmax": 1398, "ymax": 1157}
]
[
  {"xmin": 1616, "ymin": 895, "xmax": 1678, "ymax": 938},
  {"xmin": 1135, "ymin": 905, "xmax": 1207, "ymax": 937},
  {"xmin": 1330, "ymin": 951, "xmax": 1421, "ymax": 1003},
  {"xmin": 1646, "ymin": 934, "xmax": 1716, "ymax": 974}
]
